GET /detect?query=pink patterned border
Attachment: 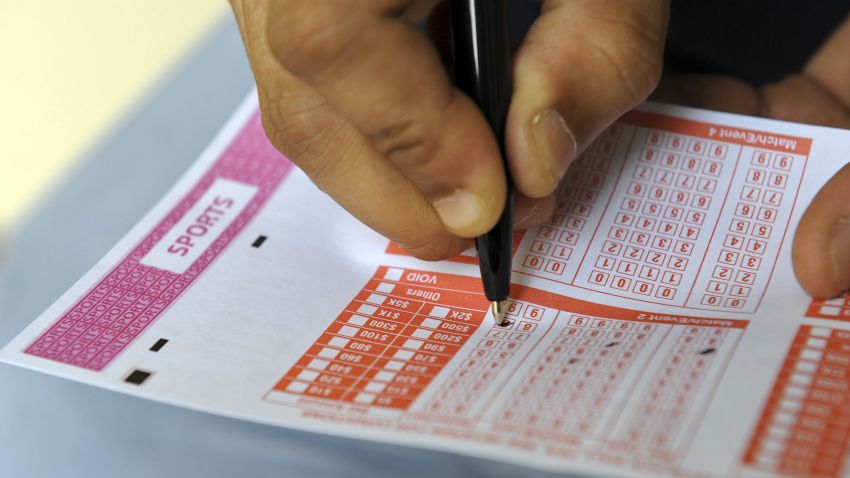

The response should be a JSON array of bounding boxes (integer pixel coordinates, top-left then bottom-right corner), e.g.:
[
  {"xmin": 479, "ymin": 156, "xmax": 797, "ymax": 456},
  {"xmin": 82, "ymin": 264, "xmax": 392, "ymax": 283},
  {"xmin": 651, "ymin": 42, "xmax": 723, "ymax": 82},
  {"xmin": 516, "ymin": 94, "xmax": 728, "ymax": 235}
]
[{"xmin": 24, "ymin": 109, "xmax": 293, "ymax": 370}]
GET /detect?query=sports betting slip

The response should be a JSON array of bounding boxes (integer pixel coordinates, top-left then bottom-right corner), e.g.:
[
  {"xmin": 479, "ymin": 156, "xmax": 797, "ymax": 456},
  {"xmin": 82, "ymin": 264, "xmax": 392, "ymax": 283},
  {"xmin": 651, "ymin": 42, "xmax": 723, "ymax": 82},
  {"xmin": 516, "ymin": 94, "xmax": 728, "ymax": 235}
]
[{"xmin": 3, "ymin": 92, "xmax": 850, "ymax": 477}]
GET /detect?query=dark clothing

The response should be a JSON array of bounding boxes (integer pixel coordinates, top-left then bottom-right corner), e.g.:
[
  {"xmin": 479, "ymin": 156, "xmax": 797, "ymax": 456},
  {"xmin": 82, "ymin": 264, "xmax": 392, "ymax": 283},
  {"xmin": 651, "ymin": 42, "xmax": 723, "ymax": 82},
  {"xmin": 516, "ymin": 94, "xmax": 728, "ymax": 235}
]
[
  {"xmin": 508, "ymin": 1, "xmax": 849, "ymax": 86},
  {"xmin": 665, "ymin": 0, "xmax": 848, "ymax": 85}
]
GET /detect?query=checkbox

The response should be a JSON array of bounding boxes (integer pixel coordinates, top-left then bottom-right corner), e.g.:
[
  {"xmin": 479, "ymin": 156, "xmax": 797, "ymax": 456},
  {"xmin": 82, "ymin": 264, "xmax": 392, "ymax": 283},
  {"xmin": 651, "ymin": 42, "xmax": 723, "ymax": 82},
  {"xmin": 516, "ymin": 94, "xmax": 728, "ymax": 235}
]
[
  {"xmin": 760, "ymin": 440, "xmax": 785, "ymax": 453},
  {"xmin": 794, "ymin": 361, "xmax": 816, "ymax": 373},
  {"xmin": 376, "ymin": 282, "xmax": 395, "ymax": 293},
  {"xmin": 307, "ymin": 358, "xmax": 330, "ymax": 371},
  {"xmin": 384, "ymin": 268, "xmax": 404, "ymax": 281},
  {"xmin": 338, "ymin": 326, "xmax": 359, "ymax": 337},
  {"xmin": 800, "ymin": 349, "xmax": 823, "ymax": 362},
  {"xmin": 366, "ymin": 293, "xmax": 387, "ymax": 305},
  {"xmin": 296, "ymin": 370, "xmax": 319, "ymax": 382},
  {"xmin": 810, "ymin": 327, "xmax": 832, "ymax": 337},
  {"xmin": 430, "ymin": 306, "xmax": 449, "ymax": 318},
  {"xmin": 773, "ymin": 411, "xmax": 797, "ymax": 425},
  {"xmin": 318, "ymin": 347, "xmax": 340, "ymax": 359},
  {"xmin": 783, "ymin": 386, "xmax": 806, "ymax": 399},
  {"xmin": 766, "ymin": 426, "xmax": 790, "ymax": 440},
  {"xmin": 328, "ymin": 337, "xmax": 350, "ymax": 348},
  {"xmin": 393, "ymin": 349, "xmax": 414, "ymax": 360},
  {"xmin": 789, "ymin": 373, "xmax": 812, "ymax": 386},
  {"xmin": 287, "ymin": 381, "xmax": 308, "ymax": 393},
  {"xmin": 806, "ymin": 337, "xmax": 827, "ymax": 349},
  {"xmin": 354, "ymin": 393, "xmax": 376, "ymax": 404},
  {"xmin": 347, "ymin": 315, "xmax": 368, "ymax": 326},
  {"xmin": 403, "ymin": 339, "xmax": 424, "ymax": 350},
  {"xmin": 411, "ymin": 328, "xmax": 433, "ymax": 340},
  {"xmin": 385, "ymin": 360, "xmax": 404, "ymax": 371},
  {"xmin": 374, "ymin": 371, "xmax": 397, "ymax": 382},
  {"xmin": 819, "ymin": 306, "xmax": 841, "ymax": 316},
  {"xmin": 364, "ymin": 381, "xmax": 387, "ymax": 393},
  {"xmin": 779, "ymin": 398, "xmax": 802, "ymax": 412},
  {"xmin": 357, "ymin": 304, "xmax": 377, "ymax": 315},
  {"xmin": 420, "ymin": 318, "xmax": 442, "ymax": 329}
]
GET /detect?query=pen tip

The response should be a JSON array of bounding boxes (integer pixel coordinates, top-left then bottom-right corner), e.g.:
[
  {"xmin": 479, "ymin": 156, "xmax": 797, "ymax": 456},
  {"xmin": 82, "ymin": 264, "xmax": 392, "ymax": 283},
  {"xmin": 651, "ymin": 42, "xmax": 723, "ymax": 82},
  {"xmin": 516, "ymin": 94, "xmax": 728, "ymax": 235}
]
[{"xmin": 491, "ymin": 300, "xmax": 508, "ymax": 326}]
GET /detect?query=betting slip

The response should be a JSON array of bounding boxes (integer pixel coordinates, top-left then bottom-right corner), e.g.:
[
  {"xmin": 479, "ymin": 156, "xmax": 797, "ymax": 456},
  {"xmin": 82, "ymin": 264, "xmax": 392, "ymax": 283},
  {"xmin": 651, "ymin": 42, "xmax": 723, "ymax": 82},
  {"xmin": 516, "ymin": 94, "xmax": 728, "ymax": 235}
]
[{"xmin": 3, "ymin": 92, "xmax": 850, "ymax": 477}]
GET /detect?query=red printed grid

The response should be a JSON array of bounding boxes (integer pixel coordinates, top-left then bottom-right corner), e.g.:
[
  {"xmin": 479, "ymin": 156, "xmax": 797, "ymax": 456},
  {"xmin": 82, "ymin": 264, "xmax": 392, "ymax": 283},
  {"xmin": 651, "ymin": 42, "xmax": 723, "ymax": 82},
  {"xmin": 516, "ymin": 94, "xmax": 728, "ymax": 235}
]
[
  {"xmin": 266, "ymin": 265, "xmax": 746, "ymax": 464},
  {"xmin": 497, "ymin": 313, "xmax": 659, "ymax": 442},
  {"xmin": 23, "ymin": 111, "xmax": 293, "ymax": 370},
  {"xmin": 686, "ymin": 148, "xmax": 804, "ymax": 312},
  {"xmin": 604, "ymin": 324, "xmax": 733, "ymax": 460},
  {"xmin": 743, "ymin": 325, "xmax": 850, "ymax": 477},
  {"xmin": 575, "ymin": 128, "xmax": 735, "ymax": 306},
  {"xmin": 522, "ymin": 124, "xmax": 623, "ymax": 281},
  {"xmin": 490, "ymin": 306, "xmax": 743, "ymax": 462},
  {"xmin": 423, "ymin": 299, "xmax": 557, "ymax": 417},
  {"xmin": 516, "ymin": 111, "xmax": 810, "ymax": 314},
  {"xmin": 806, "ymin": 294, "xmax": 850, "ymax": 320},
  {"xmin": 270, "ymin": 267, "xmax": 488, "ymax": 410}
]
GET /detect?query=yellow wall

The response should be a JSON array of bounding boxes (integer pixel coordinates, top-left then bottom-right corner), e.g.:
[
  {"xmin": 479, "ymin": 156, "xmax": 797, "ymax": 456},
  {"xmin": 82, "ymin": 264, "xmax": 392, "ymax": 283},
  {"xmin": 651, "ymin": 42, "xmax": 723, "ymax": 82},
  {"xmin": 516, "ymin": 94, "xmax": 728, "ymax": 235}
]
[{"xmin": 0, "ymin": 1, "xmax": 229, "ymax": 232}]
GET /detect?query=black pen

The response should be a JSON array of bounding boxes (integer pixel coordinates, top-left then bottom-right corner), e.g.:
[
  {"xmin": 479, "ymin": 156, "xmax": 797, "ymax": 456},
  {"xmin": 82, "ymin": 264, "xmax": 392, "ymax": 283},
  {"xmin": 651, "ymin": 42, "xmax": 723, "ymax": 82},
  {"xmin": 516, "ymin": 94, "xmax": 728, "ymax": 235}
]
[{"xmin": 451, "ymin": 0, "xmax": 513, "ymax": 326}]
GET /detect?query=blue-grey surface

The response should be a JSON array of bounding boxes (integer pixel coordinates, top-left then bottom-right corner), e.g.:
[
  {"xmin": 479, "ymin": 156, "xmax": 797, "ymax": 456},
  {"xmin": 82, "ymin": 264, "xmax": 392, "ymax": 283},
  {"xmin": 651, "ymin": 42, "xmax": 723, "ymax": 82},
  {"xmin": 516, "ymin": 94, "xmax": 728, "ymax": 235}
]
[{"xmin": 0, "ymin": 19, "xmax": 571, "ymax": 478}]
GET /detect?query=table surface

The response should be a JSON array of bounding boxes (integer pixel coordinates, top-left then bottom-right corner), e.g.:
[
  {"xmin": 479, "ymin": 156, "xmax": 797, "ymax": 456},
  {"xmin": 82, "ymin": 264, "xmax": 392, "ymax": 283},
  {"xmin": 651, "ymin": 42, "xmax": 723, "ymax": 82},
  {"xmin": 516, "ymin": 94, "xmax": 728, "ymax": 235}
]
[{"xmin": 0, "ymin": 1, "xmax": 227, "ymax": 235}]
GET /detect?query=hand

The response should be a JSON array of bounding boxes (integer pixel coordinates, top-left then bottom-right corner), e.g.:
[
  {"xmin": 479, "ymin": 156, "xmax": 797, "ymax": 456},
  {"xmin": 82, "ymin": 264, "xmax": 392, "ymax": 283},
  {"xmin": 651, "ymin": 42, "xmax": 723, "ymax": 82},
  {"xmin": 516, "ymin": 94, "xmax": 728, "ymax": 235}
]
[
  {"xmin": 229, "ymin": 0, "xmax": 669, "ymax": 260},
  {"xmin": 653, "ymin": 14, "xmax": 850, "ymax": 298}
]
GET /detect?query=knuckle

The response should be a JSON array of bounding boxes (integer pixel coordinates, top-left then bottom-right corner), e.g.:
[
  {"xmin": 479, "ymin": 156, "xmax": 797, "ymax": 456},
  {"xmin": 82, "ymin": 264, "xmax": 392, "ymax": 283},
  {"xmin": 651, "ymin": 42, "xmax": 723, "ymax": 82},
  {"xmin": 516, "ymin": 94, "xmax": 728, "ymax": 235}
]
[
  {"xmin": 371, "ymin": 118, "xmax": 433, "ymax": 168},
  {"xmin": 266, "ymin": 1, "xmax": 349, "ymax": 77},
  {"xmin": 402, "ymin": 233, "xmax": 459, "ymax": 261},
  {"xmin": 592, "ymin": 14, "xmax": 665, "ymax": 103},
  {"xmin": 259, "ymin": 97, "xmax": 353, "ymax": 182},
  {"xmin": 630, "ymin": 48, "xmax": 663, "ymax": 98},
  {"xmin": 590, "ymin": 40, "xmax": 662, "ymax": 105},
  {"xmin": 370, "ymin": 90, "xmax": 457, "ymax": 174},
  {"xmin": 303, "ymin": 134, "xmax": 360, "ymax": 193},
  {"xmin": 394, "ymin": 201, "xmax": 461, "ymax": 261},
  {"xmin": 760, "ymin": 75, "xmax": 818, "ymax": 121}
]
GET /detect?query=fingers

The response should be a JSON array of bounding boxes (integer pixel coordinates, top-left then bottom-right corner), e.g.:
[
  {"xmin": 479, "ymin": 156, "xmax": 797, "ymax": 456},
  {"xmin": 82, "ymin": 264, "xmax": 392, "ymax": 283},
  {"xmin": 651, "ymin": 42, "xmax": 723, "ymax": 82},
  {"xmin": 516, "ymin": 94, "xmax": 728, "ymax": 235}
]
[
  {"xmin": 655, "ymin": 73, "xmax": 850, "ymax": 131},
  {"xmin": 507, "ymin": 0, "xmax": 669, "ymax": 198},
  {"xmin": 265, "ymin": 0, "xmax": 506, "ymax": 238},
  {"xmin": 399, "ymin": 0, "xmax": 443, "ymax": 21},
  {"xmin": 805, "ymin": 13, "xmax": 850, "ymax": 108},
  {"xmin": 652, "ymin": 75, "xmax": 762, "ymax": 116},
  {"xmin": 514, "ymin": 193, "xmax": 556, "ymax": 230},
  {"xmin": 232, "ymin": 0, "xmax": 469, "ymax": 260},
  {"xmin": 654, "ymin": 14, "xmax": 850, "ymax": 129},
  {"xmin": 761, "ymin": 76, "xmax": 850, "ymax": 129},
  {"xmin": 787, "ymin": 14, "xmax": 850, "ymax": 298},
  {"xmin": 793, "ymin": 163, "xmax": 850, "ymax": 298}
]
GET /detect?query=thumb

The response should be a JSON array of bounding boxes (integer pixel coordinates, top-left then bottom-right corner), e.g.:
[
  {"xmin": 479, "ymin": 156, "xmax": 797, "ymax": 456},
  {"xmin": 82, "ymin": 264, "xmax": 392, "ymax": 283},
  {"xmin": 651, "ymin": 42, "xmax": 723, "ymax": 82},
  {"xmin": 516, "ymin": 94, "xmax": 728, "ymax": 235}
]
[
  {"xmin": 507, "ymin": 0, "xmax": 669, "ymax": 198},
  {"xmin": 793, "ymin": 163, "xmax": 850, "ymax": 298}
]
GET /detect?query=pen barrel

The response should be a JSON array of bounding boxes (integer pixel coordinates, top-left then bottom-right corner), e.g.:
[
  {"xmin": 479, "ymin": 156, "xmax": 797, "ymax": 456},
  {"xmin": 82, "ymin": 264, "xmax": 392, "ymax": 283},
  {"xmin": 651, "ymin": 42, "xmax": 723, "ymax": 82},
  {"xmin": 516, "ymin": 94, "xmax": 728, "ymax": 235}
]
[
  {"xmin": 451, "ymin": 0, "xmax": 514, "ymax": 301},
  {"xmin": 474, "ymin": 201, "xmax": 513, "ymax": 301},
  {"xmin": 450, "ymin": 0, "xmax": 512, "ymax": 136}
]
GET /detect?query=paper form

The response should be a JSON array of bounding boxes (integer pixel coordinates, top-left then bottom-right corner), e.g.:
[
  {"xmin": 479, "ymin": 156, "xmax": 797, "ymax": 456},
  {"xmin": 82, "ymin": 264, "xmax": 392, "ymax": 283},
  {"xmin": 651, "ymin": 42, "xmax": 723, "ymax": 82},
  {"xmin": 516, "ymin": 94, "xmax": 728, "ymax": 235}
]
[{"xmin": 3, "ymin": 91, "xmax": 850, "ymax": 477}]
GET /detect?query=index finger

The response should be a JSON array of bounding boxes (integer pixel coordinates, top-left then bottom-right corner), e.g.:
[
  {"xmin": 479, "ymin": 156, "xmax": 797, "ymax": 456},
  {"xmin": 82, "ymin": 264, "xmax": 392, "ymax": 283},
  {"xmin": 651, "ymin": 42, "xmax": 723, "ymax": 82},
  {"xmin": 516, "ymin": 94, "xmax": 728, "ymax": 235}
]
[{"xmin": 232, "ymin": 0, "xmax": 470, "ymax": 259}]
